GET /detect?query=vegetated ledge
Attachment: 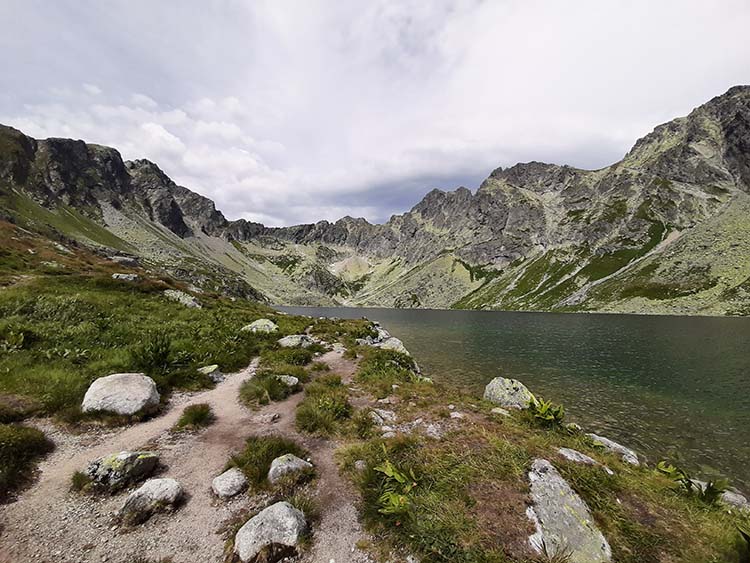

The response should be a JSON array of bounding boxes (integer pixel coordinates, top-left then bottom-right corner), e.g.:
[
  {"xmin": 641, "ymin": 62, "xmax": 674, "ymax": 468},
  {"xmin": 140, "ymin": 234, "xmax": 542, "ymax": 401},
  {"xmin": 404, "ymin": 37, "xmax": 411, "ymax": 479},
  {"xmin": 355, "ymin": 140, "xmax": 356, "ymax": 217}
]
[{"xmin": 330, "ymin": 338, "xmax": 750, "ymax": 563}]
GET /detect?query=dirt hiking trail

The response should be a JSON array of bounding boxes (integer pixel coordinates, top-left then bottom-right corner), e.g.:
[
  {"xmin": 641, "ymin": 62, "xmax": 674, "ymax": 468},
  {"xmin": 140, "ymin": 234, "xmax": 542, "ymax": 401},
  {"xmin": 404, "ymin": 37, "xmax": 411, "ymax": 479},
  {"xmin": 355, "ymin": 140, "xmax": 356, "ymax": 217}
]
[{"xmin": 0, "ymin": 351, "xmax": 372, "ymax": 563}]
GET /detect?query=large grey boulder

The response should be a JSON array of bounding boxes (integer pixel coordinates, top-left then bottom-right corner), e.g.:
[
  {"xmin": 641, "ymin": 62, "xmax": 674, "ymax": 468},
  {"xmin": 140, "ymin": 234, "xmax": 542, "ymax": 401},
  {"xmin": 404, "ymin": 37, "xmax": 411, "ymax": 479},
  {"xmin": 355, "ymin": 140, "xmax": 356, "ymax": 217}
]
[
  {"xmin": 212, "ymin": 468, "xmax": 248, "ymax": 499},
  {"xmin": 277, "ymin": 334, "xmax": 313, "ymax": 348},
  {"xmin": 163, "ymin": 289, "xmax": 201, "ymax": 308},
  {"xmin": 234, "ymin": 501, "xmax": 308, "ymax": 562},
  {"xmin": 268, "ymin": 454, "xmax": 313, "ymax": 484},
  {"xmin": 587, "ymin": 434, "xmax": 640, "ymax": 466},
  {"xmin": 118, "ymin": 478, "xmax": 183, "ymax": 525},
  {"xmin": 378, "ymin": 336, "xmax": 410, "ymax": 355},
  {"xmin": 242, "ymin": 319, "xmax": 279, "ymax": 333},
  {"xmin": 81, "ymin": 373, "xmax": 160, "ymax": 416},
  {"xmin": 527, "ymin": 459, "xmax": 612, "ymax": 563},
  {"xmin": 483, "ymin": 377, "xmax": 533, "ymax": 409},
  {"xmin": 86, "ymin": 451, "xmax": 159, "ymax": 491}
]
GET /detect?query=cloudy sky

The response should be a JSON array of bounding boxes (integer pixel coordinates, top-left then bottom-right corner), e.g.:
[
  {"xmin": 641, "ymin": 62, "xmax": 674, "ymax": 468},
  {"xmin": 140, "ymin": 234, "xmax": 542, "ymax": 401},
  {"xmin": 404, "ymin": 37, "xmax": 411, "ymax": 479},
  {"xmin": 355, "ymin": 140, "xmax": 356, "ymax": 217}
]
[{"xmin": 1, "ymin": 1, "xmax": 749, "ymax": 226}]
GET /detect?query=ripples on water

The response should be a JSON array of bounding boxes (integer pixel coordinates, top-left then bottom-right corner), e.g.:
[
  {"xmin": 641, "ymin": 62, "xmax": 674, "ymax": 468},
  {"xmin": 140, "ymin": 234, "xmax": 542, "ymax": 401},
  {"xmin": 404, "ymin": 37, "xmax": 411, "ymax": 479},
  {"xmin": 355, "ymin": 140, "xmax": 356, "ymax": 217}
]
[{"xmin": 280, "ymin": 306, "xmax": 750, "ymax": 489}]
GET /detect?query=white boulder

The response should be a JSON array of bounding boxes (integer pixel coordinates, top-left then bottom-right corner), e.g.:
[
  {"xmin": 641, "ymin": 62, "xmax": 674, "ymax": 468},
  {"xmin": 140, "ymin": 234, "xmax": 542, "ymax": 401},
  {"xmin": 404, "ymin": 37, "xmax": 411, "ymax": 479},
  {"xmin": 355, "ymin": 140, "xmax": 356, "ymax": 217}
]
[
  {"xmin": 277, "ymin": 334, "xmax": 313, "ymax": 348},
  {"xmin": 118, "ymin": 478, "xmax": 183, "ymax": 525},
  {"xmin": 81, "ymin": 373, "xmax": 160, "ymax": 416},
  {"xmin": 268, "ymin": 454, "xmax": 313, "ymax": 484},
  {"xmin": 234, "ymin": 501, "xmax": 308, "ymax": 562},
  {"xmin": 587, "ymin": 434, "xmax": 640, "ymax": 466},
  {"xmin": 212, "ymin": 468, "xmax": 248, "ymax": 499},
  {"xmin": 483, "ymin": 377, "xmax": 533, "ymax": 409},
  {"xmin": 164, "ymin": 289, "xmax": 201, "ymax": 308}
]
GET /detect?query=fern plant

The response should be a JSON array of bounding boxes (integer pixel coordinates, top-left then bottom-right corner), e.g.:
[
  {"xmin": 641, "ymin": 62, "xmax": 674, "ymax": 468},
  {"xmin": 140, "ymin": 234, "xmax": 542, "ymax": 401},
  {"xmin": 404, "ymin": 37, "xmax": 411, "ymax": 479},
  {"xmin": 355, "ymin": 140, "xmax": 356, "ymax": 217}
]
[
  {"xmin": 656, "ymin": 461, "xmax": 728, "ymax": 504},
  {"xmin": 373, "ymin": 447, "xmax": 418, "ymax": 517},
  {"xmin": 528, "ymin": 394, "xmax": 565, "ymax": 427}
]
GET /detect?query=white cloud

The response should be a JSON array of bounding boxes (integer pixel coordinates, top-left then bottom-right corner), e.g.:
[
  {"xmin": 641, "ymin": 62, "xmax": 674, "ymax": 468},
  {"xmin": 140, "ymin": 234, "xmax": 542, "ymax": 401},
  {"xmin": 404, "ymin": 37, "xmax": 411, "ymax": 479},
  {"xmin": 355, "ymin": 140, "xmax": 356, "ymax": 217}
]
[{"xmin": 1, "ymin": 0, "xmax": 749, "ymax": 225}]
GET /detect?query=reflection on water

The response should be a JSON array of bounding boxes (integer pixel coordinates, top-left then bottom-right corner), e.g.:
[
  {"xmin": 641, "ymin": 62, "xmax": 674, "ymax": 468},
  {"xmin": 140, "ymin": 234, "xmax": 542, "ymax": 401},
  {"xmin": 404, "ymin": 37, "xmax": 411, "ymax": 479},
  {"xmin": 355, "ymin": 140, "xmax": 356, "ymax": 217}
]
[{"xmin": 279, "ymin": 306, "xmax": 750, "ymax": 489}]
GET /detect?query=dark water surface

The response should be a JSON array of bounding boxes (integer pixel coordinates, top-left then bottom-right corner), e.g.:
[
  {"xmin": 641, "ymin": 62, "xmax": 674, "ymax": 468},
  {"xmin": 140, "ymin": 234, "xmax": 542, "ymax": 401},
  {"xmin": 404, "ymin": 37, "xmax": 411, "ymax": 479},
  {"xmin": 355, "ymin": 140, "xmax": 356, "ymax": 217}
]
[{"xmin": 279, "ymin": 306, "xmax": 750, "ymax": 489}]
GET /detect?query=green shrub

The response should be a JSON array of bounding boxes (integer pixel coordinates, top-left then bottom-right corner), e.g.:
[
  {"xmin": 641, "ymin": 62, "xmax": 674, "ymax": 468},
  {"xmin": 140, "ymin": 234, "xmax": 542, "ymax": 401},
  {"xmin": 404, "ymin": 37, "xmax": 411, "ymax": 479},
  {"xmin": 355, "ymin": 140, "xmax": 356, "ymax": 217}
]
[
  {"xmin": 260, "ymin": 347, "xmax": 313, "ymax": 367},
  {"xmin": 131, "ymin": 333, "xmax": 181, "ymax": 376},
  {"xmin": 70, "ymin": 470, "xmax": 92, "ymax": 492},
  {"xmin": 352, "ymin": 408, "xmax": 376, "ymax": 438},
  {"xmin": 656, "ymin": 461, "xmax": 728, "ymax": 504},
  {"xmin": 295, "ymin": 375, "xmax": 352, "ymax": 435},
  {"xmin": 239, "ymin": 374, "xmax": 298, "ymax": 407},
  {"xmin": 174, "ymin": 403, "xmax": 215, "ymax": 430},
  {"xmin": 0, "ymin": 423, "xmax": 54, "ymax": 499},
  {"xmin": 228, "ymin": 435, "xmax": 307, "ymax": 489},
  {"xmin": 527, "ymin": 395, "xmax": 565, "ymax": 427},
  {"xmin": 374, "ymin": 450, "xmax": 418, "ymax": 516}
]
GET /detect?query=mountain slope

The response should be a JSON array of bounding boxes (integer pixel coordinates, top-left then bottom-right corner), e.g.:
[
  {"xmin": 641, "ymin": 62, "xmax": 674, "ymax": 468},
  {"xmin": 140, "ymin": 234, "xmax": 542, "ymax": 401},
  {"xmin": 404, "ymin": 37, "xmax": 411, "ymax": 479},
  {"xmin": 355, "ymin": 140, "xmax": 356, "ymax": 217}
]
[{"xmin": 1, "ymin": 85, "xmax": 750, "ymax": 314}]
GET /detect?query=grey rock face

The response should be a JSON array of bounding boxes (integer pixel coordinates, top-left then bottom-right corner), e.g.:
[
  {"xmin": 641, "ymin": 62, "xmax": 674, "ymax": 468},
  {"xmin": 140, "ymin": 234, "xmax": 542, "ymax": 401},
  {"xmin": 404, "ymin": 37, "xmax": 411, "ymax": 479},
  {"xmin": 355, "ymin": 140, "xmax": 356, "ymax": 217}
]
[
  {"xmin": 377, "ymin": 336, "xmax": 410, "ymax": 355},
  {"xmin": 527, "ymin": 459, "xmax": 612, "ymax": 563},
  {"xmin": 277, "ymin": 334, "xmax": 313, "ymax": 348},
  {"xmin": 233, "ymin": 501, "xmax": 308, "ymax": 562},
  {"xmin": 212, "ymin": 468, "xmax": 248, "ymax": 499},
  {"xmin": 483, "ymin": 377, "xmax": 533, "ymax": 409},
  {"xmin": 85, "ymin": 451, "xmax": 158, "ymax": 491},
  {"xmin": 198, "ymin": 364, "xmax": 224, "ymax": 383},
  {"xmin": 111, "ymin": 273, "xmax": 139, "ymax": 282},
  {"xmin": 268, "ymin": 454, "xmax": 313, "ymax": 484},
  {"xmin": 163, "ymin": 289, "xmax": 201, "ymax": 308},
  {"xmin": 81, "ymin": 373, "xmax": 160, "ymax": 416},
  {"xmin": 558, "ymin": 448, "xmax": 614, "ymax": 475},
  {"xmin": 118, "ymin": 478, "xmax": 183, "ymax": 525},
  {"xmin": 242, "ymin": 318, "xmax": 279, "ymax": 333},
  {"xmin": 110, "ymin": 255, "xmax": 138, "ymax": 267},
  {"xmin": 587, "ymin": 434, "xmax": 640, "ymax": 466}
]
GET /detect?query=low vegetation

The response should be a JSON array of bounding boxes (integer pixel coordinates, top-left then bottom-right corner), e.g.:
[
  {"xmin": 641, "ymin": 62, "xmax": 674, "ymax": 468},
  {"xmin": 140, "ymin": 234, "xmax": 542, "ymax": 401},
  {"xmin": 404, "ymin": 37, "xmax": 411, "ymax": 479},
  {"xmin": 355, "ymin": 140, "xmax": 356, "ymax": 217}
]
[
  {"xmin": 174, "ymin": 403, "xmax": 216, "ymax": 431},
  {"xmin": 295, "ymin": 374, "xmax": 353, "ymax": 435},
  {"xmin": 0, "ymin": 423, "xmax": 54, "ymax": 501},
  {"xmin": 226, "ymin": 435, "xmax": 308, "ymax": 490}
]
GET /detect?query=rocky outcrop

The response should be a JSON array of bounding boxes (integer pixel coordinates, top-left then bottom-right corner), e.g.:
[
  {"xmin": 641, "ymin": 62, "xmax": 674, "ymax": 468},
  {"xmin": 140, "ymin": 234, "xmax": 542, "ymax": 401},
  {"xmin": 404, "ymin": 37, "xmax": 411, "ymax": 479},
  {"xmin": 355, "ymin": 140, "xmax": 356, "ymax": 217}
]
[
  {"xmin": 118, "ymin": 478, "xmax": 183, "ymax": 525},
  {"xmin": 81, "ymin": 373, "xmax": 160, "ymax": 416},
  {"xmin": 483, "ymin": 377, "xmax": 533, "ymax": 409},
  {"xmin": 85, "ymin": 451, "xmax": 158, "ymax": 491},
  {"xmin": 111, "ymin": 273, "xmax": 139, "ymax": 282},
  {"xmin": 212, "ymin": 468, "xmax": 248, "ymax": 499},
  {"xmin": 267, "ymin": 454, "xmax": 313, "ymax": 484},
  {"xmin": 527, "ymin": 459, "xmax": 612, "ymax": 563},
  {"xmin": 242, "ymin": 319, "xmax": 279, "ymax": 333},
  {"xmin": 277, "ymin": 334, "xmax": 313, "ymax": 348},
  {"xmin": 587, "ymin": 434, "xmax": 640, "ymax": 466},
  {"xmin": 233, "ymin": 501, "xmax": 308, "ymax": 562},
  {"xmin": 163, "ymin": 289, "xmax": 201, "ymax": 309}
]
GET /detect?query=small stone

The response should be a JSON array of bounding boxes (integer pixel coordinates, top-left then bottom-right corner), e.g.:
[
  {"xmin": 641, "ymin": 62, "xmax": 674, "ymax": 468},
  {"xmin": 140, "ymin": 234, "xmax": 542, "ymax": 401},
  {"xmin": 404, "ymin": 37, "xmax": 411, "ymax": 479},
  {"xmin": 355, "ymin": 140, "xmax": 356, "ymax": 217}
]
[
  {"xmin": 558, "ymin": 448, "xmax": 614, "ymax": 475},
  {"xmin": 449, "ymin": 411, "xmax": 464, "ymax": 419},
  {"xmin": 118, "ymin": 478, "xmax": 183, "ymax": 525},
  {"xmin": 276, "ymin": 375, "xmax": 299, "ymax": 387},
  {"xmin": 354, "ymin": 460, "xmax": 367, "ymax": 472}
]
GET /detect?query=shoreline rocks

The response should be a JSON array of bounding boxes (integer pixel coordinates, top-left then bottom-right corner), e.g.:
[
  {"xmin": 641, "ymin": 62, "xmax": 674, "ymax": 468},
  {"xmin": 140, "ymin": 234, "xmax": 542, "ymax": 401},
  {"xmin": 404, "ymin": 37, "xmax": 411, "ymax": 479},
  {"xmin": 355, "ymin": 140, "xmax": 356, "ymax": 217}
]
[
  {"xmin": 587, "ymin": 434, "xmax": 640, "ymax": 466},
  {"xmin": 81, "ymin": 373, "xmax": 160, "ymax": 416},
  {"xmin": 483, "ymin": 377, "xmax": 533, "ymax": 409},
  {"xmin": 527, "ymin": 459, "xmax": 612, "ymax": 563}
]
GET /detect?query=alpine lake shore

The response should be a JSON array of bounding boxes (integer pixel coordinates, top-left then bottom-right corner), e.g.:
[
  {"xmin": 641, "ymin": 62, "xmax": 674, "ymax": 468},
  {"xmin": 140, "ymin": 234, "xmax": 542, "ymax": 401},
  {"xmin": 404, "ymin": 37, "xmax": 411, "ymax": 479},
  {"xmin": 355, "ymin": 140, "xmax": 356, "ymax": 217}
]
[{"xmin": 2, "ymin": 219, "xmax": 750, "ymax": 563}]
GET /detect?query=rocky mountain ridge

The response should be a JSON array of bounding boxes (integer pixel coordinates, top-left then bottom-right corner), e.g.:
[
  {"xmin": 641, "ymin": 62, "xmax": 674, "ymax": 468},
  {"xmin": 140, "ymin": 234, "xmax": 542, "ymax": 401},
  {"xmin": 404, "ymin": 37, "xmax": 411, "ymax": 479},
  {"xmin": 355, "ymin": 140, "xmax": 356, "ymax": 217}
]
[{"xmin": 1, "ymin": 85, "xmax": 750, "ymax": 314}]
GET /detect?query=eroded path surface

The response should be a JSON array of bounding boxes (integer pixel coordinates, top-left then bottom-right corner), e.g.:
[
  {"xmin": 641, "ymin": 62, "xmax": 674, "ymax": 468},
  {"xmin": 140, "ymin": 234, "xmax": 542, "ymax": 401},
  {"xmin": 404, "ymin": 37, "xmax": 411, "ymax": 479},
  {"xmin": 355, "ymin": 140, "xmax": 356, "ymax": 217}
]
[{"xmin": 0, "ymin": 351, "xmax": 371, "ymax": 563}]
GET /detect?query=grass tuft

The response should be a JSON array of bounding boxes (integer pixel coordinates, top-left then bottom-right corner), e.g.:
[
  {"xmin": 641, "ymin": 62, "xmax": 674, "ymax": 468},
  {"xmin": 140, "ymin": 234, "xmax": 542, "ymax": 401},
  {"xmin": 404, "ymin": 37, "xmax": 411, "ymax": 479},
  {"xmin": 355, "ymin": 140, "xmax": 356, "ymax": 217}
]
[
  {"xmin": 0, "ymin": 423, "xmax": 54, "ymax": 500},
  {"xmin": 227, "ymin": 435, "xmax": 307, "ymax": 489},
  {"xmin": 174, "ymin": 403, "xmax": 215, "ymax": 431}
]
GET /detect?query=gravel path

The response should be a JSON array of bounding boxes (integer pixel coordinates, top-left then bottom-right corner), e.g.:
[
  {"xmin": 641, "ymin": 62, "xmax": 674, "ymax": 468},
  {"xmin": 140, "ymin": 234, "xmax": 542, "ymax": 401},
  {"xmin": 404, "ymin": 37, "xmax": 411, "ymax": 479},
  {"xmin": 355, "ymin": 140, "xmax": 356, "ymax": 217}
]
[{"xmin": 0, "ymin": 351, "xmax": 373, "ymax": 563}]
